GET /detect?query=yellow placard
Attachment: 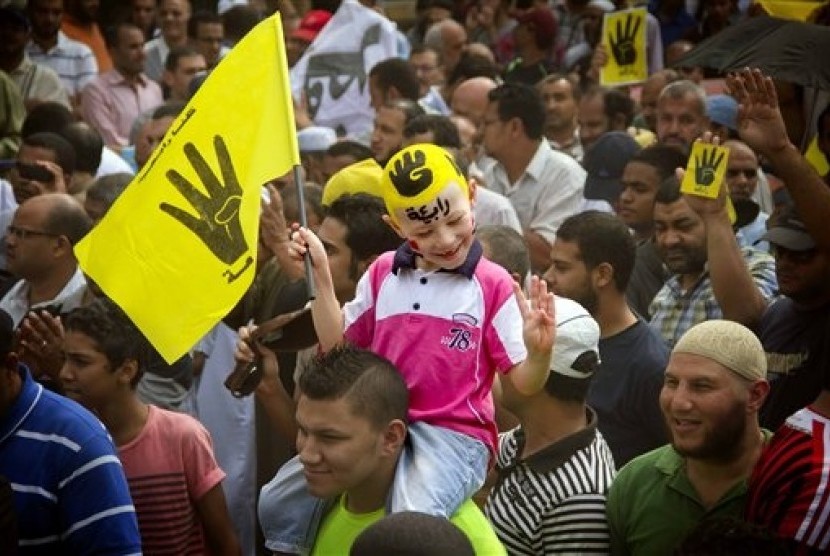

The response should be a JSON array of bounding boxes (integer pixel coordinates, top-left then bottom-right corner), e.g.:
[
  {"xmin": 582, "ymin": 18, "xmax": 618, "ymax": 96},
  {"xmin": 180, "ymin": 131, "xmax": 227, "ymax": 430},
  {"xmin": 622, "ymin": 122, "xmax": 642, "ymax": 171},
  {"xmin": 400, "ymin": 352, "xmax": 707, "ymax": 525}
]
[
  {"xmin": 681, "ymin": 143, "xmax": 730, "ymax": 199},
  {"xmin": 600, "ymin": 7, "xmax": 648, "ymax": 87},
  {"xmin": 74, "ymin": 14, "xmax": 300, "ymax": 363}
]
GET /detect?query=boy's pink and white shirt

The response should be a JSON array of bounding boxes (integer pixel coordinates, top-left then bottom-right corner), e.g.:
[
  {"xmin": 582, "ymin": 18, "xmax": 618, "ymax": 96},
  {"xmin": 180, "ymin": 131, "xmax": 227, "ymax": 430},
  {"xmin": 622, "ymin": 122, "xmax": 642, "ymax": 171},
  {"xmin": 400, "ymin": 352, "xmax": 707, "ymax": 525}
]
[{"xmin": 344, "ymin": 241, "xmax": 527, "ymax": 453}]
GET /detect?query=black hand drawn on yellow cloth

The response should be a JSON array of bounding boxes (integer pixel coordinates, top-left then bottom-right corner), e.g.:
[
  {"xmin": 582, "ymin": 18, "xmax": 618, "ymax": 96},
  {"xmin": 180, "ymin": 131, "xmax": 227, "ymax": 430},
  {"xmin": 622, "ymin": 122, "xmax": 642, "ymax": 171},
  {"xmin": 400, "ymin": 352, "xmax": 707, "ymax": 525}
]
[{"xmin": 160, "ymin": 135, "xmax": 249, "ymax": 266}]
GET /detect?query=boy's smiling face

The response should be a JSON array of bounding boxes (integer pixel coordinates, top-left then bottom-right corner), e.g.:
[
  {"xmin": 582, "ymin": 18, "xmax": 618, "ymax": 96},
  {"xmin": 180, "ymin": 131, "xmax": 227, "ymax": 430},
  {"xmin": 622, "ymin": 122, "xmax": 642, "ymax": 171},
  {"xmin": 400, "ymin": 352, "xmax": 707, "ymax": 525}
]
[{"xmin": 389, "ymin": 181, "xmax": 475, "ymax": 272}]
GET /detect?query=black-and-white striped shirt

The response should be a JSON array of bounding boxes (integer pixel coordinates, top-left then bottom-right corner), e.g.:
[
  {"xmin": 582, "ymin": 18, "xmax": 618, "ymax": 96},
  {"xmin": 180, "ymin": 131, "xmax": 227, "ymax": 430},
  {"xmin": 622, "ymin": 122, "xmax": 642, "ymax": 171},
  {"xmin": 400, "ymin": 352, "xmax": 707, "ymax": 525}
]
[{"xmin": 485, "ymin": 408, "xmax": 616, "ymax": 555}]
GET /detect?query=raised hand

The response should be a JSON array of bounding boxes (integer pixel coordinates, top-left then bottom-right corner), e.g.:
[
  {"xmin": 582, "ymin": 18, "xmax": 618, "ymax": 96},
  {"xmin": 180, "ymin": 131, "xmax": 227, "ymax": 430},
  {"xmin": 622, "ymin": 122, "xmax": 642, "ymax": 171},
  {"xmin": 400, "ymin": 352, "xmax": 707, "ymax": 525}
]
[
  {"xmin": 725, "ymin": 68, "xmax": 791, "ymax": 157},
  {"xmin": 160, "ymin": 135, "xmax": 248, "ymax": 266},
  {"xmin": 609, "ymin": 13, "xmax": 641, "ymax": 67},
  {"xmin": 514, "ymin": 276, "xmax": 556, "ymax": 359}
]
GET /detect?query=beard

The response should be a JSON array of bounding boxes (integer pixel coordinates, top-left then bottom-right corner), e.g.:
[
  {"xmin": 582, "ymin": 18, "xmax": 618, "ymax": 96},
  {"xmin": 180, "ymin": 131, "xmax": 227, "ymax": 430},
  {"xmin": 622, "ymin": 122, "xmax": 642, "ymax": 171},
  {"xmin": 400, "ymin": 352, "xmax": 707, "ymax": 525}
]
[
  {"xmin": 661, "ymin": 245, "xmax": 707, "ymax": 276},
  {"xmin": 670, "ymin": 400, "xmax": 747, "ymax": 462}
]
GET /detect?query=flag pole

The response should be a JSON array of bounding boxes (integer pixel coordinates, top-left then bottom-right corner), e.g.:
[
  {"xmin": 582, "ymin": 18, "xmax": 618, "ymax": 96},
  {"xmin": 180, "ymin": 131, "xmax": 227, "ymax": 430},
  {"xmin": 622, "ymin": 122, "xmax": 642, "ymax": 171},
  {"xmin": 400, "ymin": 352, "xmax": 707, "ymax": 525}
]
[{"xmin": 293, "ymin": 164, "xmax": 316, "ymax": 300}]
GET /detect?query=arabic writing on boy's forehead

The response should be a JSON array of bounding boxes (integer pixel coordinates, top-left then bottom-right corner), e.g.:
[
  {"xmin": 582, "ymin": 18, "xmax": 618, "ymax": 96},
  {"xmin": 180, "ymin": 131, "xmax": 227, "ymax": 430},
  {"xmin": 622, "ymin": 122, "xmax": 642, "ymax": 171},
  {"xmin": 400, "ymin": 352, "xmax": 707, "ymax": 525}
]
[{"xmin": 405, "ymin": 196, "xmax": 451, "ymax": 225}]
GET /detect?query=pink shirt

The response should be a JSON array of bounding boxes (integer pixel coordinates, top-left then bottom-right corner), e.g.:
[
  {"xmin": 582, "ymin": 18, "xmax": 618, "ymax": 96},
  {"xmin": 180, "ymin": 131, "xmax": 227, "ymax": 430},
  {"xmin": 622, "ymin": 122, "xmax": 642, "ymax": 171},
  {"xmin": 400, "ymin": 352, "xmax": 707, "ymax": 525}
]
[
  {"xmin": 119, "ymin": 405, "xmax": 225, "ymax": 555},
  {"xmin": 81, "ymin": 69, "xmax": 162, "ymax": 147},
  {"xmin": 344, "ymin": 242, "xmax": 527, "ymax": 453}
]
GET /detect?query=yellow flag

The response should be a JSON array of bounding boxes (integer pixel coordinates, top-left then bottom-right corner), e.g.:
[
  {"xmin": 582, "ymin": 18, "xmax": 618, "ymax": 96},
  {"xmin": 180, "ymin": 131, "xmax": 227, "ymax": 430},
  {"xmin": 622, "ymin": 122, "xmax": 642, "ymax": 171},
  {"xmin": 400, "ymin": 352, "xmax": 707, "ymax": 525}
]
[
  {"xmin": 74, "ymin": 14, "xmax": 299, "ymax": 362},
  {"xmin": 601, "ymin": 7, "xmax": 648, "ymax": 87},
  {"xmin": 756, "ymin": 0, "xmax": 823, "ymax": 21}
]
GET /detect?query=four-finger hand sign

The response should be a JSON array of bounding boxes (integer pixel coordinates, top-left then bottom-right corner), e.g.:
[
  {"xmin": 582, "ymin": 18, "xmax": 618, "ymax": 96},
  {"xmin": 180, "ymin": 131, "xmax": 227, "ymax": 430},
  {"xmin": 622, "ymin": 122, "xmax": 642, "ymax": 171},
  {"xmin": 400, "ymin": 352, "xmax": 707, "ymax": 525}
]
[
  {"xmin": 609, "ymin": 13, "xmax": 641, "ymax": 67},
  {"xmin": 160, "ymin": 135, "xmax": 249, "ymax": 265}
]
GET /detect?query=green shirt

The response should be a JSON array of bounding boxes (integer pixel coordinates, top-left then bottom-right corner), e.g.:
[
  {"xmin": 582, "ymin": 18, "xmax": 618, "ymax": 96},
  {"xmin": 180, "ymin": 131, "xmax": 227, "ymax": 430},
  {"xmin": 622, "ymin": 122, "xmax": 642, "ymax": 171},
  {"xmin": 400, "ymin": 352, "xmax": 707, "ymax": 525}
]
[
  {"xmin": 606, "ymin": 434, "xmax": 772, "ymax": 556},
  {"xmin": 311, "ymin": 496, "xmax": 507, "ymax": 555}
]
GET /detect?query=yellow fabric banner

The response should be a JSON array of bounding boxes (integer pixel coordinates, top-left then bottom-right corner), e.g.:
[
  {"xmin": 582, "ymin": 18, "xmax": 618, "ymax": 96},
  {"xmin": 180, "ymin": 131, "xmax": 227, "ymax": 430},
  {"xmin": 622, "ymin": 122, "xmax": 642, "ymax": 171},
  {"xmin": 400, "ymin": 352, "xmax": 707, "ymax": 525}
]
[
  {"xmin": 755, "ymin": 0, "xmax": 823, "ymax": 21},
  {"xmin": 805, "ymin": 135, "xmax": 829, "ymax": 176},
  {"xmin": 601, "ymin": 7, "xmax": 648, "ymax": 87},
  {"xmin": 75, "ymin": 14, "xmax": 299, "ymax": 362}
]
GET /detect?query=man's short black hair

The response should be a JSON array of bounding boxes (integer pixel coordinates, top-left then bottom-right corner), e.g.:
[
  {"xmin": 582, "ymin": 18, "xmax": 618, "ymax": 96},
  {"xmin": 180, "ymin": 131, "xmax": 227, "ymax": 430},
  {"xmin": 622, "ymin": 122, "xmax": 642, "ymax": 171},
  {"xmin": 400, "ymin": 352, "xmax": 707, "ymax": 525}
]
[
  {"xmin": 164, "ymin": 44, "xmax": 202, "ymax": 72},
  {"xmin": 103, "ymin": 21, "xmax": 143, "ymax": 49},
  {"xmin": 65, "ymin": 298, "xmax": 150, "ymax": 387},
  {"xmin": 655, "ymin": 175, "xmax": 683, "ymax": 205},
  {"xmin": 86, "ymin": 173, "xmax": 132, "ymax": 210},
  {"xmin": 370, "ymin": 58, "xmax": 421, "ymax": 103},
  {"xmin": 628, "ymin": 144, "xmax": 688, "ymax": 182},
  {"xmin": 59, "ymin": 122, "xmax": 102, "ymax": 174},
  {"xmin": 351, "ymin": 512, "xmax": 475, "ymax": 556},
  {"xmin": 446, "ymin": 51, "xmax": 499, "ymax": 86},
  {"xmin": 299, "ymin": 344, "xmax": 409, "ymax": 430},
  {"xmin": 187, "ymin": 10, "xmax": 222, "ymax": 39},
  {"xmin": 152, "ymin": 101, "xmax": 186, "ymax": 121},
  {"xmin": 488, "ymin": 83, "xmax": 546, "ymax": 140},
  {"xmin": 556, "ymin": 211, "xmax": 637, "ymax": 292},
  {"xmin": 403, "ymin": 114, "xmax": 461, "ymax": 149},
  {"xmin": 476, "ymin": 225, "xmax": 530, "ymax": 282},
  {"xmin": 326, "ymin": 140, "xmax": 374, "ymax": 163},
  {"xmin": 21, "ymin": 102, "xmax": 73, "ymax": 138},
  {"xmin": 325, "ymin": 193, "xmax": 401, "ymax": 280},
  {"xmin": 22, "ymin": 132, "xmax": 76, "ymax": 176}
]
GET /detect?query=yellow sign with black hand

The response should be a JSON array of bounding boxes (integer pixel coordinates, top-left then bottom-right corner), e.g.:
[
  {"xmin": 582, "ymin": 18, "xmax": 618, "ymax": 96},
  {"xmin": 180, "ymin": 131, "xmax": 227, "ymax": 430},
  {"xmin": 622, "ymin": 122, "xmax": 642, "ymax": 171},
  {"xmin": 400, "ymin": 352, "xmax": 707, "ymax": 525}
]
[
  {"xmin": 601, "ymin": 7, "xmax": 648, "ymax": 87},
  {"xmin": 74, "ymin": 14, "xmax": 300, "ymax": 363}
]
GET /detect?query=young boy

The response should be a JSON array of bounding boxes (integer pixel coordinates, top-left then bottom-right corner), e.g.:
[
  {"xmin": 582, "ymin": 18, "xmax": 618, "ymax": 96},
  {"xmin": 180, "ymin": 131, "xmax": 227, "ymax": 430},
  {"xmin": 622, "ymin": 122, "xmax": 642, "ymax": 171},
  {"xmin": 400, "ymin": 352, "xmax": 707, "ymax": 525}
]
[
  {"xmin": 262, "ymin": 144, "xmax": 554, "ymax": 553},
  {"xmin": 60, "ymin": 298, "xmax": 241, "ymax": 555}
]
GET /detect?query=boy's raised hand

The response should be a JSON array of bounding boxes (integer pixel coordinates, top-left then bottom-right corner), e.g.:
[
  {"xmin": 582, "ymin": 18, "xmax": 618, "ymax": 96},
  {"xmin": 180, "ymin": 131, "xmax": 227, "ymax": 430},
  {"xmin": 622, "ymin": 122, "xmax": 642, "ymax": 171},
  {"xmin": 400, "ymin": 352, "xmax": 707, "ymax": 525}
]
[{"xmin": 514, "ymin": 276, "xmax": 556, "ymax": 359}]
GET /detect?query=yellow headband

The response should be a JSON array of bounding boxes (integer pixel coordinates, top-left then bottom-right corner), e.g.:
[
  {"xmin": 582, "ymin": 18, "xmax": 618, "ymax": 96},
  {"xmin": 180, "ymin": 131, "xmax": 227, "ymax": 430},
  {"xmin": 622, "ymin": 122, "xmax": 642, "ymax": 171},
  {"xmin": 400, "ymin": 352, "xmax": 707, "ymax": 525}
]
[{"xmin": 380, "ymin": 144, "xmax": 469, "ymax": 223}]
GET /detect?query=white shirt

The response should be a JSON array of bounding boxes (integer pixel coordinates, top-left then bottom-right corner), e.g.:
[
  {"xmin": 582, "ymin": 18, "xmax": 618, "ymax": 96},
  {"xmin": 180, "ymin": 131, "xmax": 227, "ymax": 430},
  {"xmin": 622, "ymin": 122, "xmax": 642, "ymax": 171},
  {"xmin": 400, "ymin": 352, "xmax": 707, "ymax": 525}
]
[
  {"xmin": 0, "ymin": 267, "xmax": 87, "ymax": 326},
  {"xmin": 483, "ymin": 140, "xmax": 586, "ymax": 243}
]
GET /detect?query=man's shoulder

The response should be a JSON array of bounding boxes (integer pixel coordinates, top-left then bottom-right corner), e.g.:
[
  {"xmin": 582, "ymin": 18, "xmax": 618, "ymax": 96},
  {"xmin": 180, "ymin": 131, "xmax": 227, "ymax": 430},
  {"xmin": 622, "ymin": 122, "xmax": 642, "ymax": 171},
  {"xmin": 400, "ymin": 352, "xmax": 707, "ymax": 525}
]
[
  {"xmin": 18, "ymin": 386, "xmax": 115, "ymax": 453},
  {"xmin": 613, "ymin": 444, "xmax": 677, "ymax": 488},
  {"xmin": 450, "ymin": 499, "xmax": 507, "ymax": 555}
]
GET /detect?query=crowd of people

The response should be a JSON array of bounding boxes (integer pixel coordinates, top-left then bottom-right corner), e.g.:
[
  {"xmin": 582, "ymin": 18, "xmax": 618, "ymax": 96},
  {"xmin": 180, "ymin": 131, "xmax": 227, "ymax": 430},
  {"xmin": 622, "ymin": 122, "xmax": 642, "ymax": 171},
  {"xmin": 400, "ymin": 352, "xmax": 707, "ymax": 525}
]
[{"xmin": 1, "ymin": 0, "xmax": 830, "ymax": 554}]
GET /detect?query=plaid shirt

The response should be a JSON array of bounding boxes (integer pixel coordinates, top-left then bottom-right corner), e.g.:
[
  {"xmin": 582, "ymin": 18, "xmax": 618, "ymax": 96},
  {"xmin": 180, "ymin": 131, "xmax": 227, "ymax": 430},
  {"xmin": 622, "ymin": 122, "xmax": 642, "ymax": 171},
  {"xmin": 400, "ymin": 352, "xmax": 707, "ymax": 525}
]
[{"xmin": 649, "ymin": 247, "xmax": 777, "ymax": 347}]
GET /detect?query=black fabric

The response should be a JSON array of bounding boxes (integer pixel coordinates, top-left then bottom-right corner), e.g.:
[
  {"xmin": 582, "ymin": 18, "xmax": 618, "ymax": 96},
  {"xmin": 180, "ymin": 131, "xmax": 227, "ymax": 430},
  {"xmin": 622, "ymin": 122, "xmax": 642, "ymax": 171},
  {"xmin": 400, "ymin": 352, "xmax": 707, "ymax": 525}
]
[
  {"xmin": 589, "ymin": 320, "xmax": 669, "ymax": 467},
  {"xmin": 626, "ymin": 239, "xmax": 667, "ymax": 321},
  {"xmin": 758, "ymin": 297, "xmax": 830, "ymax": 430}
]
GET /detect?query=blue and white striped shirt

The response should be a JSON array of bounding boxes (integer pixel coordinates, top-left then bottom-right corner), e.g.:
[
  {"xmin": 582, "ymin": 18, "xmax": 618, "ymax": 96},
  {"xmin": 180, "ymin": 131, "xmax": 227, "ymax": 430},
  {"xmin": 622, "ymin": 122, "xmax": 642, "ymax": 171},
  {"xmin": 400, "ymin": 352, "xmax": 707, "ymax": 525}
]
[{"xmin": 0, "ymin": 365, "xmax": 141, "ymax": 555}]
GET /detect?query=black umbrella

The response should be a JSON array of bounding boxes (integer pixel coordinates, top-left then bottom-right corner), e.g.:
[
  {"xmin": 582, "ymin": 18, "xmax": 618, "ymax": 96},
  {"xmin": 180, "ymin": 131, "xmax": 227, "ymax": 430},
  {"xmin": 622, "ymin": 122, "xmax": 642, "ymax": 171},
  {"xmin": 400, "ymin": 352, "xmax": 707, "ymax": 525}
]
[{"xmin": 674, "ymin": 16, "xmax": 830, "ymax": 91}]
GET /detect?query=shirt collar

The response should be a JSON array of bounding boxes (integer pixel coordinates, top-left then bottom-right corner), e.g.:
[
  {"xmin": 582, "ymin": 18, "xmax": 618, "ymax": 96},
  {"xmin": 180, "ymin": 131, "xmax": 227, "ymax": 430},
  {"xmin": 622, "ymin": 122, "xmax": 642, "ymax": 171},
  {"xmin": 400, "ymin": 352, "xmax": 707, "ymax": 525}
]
[
  {"xmin": 0, "ymin": 364, "xmax": 41, "ymax": 446},
  {"xmin": 391, "ymin": 239, "xmax": 483, "ymax": 279},
  {"xmin": 104, "ymin": 68, "xmax": 149, "ymax": 87},
  {"xmin": 507, "ymin": 407, "xmax": 600, "ymax": 474},
  {"xmin": 524, "ymin": 139, "xmax": 553, "ymax": 182}
]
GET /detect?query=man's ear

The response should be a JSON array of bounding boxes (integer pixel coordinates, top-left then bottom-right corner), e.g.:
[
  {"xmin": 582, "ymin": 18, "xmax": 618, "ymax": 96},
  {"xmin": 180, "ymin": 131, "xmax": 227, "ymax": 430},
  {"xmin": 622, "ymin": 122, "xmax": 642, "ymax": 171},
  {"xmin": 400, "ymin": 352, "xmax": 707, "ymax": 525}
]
[
  {"xmin": 467, "ymin": 177, "xmax": 477, "ymax": 205},
  {"xmin": 356, "ymin": 254, "xmax": 379, "ymax": 276},
  {"xmin": 592, "ymin": 262, "xmax": 614, "ymax": 289},
  {"xmin": 746, "ymin": 379, "xmax": 770, "ymax": 413},
  {"xmin": 161, "ymin": 70, "xmax": 174, "ymax": 89},
  {"xmin": 4, "ymin": 352, "xmax": 18, "ymax": 372},
  {"xmin": 382, "ymin": 214, "xmax": 406, "ymax": 239},
  {"xmin": 116, "ymin": 358, "xmax": 140, "ymax": 387},
  {"xmin": 381, "ymin": 419, "xmax": 407, "ymax": 456}
]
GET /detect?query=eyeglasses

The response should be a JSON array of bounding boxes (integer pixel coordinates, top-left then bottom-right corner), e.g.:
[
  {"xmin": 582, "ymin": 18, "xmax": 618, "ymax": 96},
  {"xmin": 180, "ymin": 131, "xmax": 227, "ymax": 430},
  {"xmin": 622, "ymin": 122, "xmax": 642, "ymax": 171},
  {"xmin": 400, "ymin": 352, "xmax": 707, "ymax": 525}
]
[
  {"xmin": 726, "ymin": 168, "xmax": 758, "ymax": 179},
  {"xmin": 6, "ymin": 225, "xmax": 58, "ymax": 240}
]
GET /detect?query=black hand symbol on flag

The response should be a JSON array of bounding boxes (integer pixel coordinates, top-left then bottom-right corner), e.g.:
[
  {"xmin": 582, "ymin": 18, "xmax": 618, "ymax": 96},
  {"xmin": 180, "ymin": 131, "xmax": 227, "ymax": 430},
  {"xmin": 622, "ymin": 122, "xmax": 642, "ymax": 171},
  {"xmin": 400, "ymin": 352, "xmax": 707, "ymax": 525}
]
[
  {"xmin": 610, "ymin": 14, "xmax": 642, "ymax": 67},
  {"xmin": 160, "ymin": 135, "xmax": 249, "ymax": 265},
  {"xmin": 694, "ymin": 147, "xmax": 726, "ymax": 187}
]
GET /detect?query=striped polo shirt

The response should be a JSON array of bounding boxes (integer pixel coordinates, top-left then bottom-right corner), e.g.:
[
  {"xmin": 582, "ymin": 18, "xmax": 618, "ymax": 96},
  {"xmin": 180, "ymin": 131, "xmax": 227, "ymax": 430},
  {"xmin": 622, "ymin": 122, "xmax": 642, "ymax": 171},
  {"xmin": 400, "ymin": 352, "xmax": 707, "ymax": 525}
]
[
  {"xmin": 0, "ymin": 366, "xmax": 141, "ymax": 555},
  {"xmin": 27, "ymin": 32, "xmax": 98, "ymax": 97}
]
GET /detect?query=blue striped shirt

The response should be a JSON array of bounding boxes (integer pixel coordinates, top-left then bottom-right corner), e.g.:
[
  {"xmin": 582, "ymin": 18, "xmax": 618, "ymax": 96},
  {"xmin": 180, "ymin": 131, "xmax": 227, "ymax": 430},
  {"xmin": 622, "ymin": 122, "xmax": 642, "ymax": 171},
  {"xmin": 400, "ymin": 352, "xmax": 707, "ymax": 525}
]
[{"xmin": 0, "ymin": 365, "xmax": 141, "ymax": 555}]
